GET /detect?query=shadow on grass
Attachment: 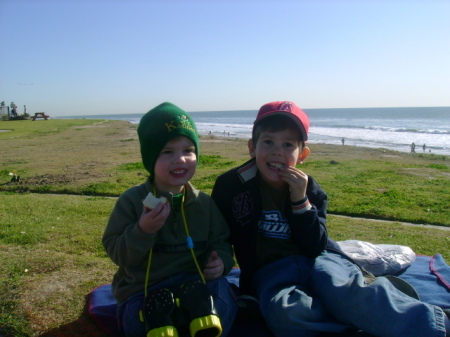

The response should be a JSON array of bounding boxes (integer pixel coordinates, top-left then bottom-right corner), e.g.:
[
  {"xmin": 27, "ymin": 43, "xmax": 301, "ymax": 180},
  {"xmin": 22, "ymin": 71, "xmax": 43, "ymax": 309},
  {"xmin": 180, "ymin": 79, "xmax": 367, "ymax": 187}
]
[{"xmin": 38, "ymin": 297, "xmax": 110, "ymax": 337}]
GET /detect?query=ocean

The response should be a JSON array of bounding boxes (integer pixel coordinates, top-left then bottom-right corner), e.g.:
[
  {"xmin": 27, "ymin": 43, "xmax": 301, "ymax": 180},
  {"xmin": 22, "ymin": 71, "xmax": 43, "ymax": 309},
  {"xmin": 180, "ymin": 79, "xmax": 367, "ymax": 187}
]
[{"xmin": 59, "ymin": 107, "xmax": 450, "ymax": 155}]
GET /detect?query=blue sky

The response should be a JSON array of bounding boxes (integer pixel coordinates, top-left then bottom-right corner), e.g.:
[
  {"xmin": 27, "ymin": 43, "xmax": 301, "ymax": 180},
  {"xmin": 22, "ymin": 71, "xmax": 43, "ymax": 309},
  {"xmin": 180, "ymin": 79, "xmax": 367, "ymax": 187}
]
[{"xmin": 1, "ymin": 0, "xmax": 449, "ymax": 116}]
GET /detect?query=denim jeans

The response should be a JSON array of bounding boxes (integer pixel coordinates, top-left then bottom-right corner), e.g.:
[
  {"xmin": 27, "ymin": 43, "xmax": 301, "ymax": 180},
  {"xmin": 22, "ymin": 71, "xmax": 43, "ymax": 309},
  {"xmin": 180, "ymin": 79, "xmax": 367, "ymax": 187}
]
[
  {"xmin": 117, "ymin": 273, "xmax": 237, "ymax": 337},
  {"xmin": 253, "ymin": 251, "xmax": 447, "ymax": 337}
]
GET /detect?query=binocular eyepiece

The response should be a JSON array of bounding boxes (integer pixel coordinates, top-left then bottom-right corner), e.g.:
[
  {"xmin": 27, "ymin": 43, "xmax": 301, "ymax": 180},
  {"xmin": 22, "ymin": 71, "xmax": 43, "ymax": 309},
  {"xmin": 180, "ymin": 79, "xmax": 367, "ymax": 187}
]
[{"xmin": 141, "ymin": 280, "xmax": 222, "ymax": 337}]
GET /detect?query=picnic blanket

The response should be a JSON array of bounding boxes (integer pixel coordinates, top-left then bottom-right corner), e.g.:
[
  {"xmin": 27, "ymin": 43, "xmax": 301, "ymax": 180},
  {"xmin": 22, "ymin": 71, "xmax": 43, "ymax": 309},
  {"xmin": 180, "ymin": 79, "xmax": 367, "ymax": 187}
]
[
  {"xmin": 88, "ymin": 253, "xmax": 450, "ymax": 336},
  {"xmin": 396, "ymin": 253, "xmax": 450, "ymax": 309}
]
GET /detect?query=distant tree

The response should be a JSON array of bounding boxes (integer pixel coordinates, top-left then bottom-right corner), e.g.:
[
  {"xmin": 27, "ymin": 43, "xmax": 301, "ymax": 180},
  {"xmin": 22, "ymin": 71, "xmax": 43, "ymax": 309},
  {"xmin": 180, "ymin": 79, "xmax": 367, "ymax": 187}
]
[{"xmin": 0, "ymin": 102, "xmax": 9, "ymax": 119}]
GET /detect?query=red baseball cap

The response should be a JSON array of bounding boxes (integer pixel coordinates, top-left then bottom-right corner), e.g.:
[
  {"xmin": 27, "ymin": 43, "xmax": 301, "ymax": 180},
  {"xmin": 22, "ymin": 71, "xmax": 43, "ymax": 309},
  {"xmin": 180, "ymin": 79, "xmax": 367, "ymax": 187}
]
[{"xmin": 254, "ymin": 101, "xmax": 310, "ymax": 141}]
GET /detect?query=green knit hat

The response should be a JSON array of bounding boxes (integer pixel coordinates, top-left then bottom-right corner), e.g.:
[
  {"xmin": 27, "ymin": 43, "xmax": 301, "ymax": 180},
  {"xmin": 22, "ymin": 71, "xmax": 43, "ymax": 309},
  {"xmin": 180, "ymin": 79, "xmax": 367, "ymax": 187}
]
[{"xmin": 137, "ymin": 102, "xmax": 199, "ymax": 177}]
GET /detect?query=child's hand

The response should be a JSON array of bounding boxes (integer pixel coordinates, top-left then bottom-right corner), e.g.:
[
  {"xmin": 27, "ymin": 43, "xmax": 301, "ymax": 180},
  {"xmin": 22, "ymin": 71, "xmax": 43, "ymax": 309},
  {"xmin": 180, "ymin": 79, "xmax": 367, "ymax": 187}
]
[
  {"xmin": 279, "ymin": 166, "xmax": 308, "ymax": 203},
  {"xmin": 138, "ymin": 202, "xmax": 170, "ymax": 234},
  {"xmin": 203, "ymin": 251, "xmax": 224, "ymax": 280}
]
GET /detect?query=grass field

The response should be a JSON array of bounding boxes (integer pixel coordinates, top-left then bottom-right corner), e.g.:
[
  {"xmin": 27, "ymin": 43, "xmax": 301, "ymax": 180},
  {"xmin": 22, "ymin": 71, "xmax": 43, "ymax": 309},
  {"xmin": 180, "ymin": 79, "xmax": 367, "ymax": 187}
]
[{"xmin": 1, "ymin": 119, "xmax": 449, "ymax": 336}]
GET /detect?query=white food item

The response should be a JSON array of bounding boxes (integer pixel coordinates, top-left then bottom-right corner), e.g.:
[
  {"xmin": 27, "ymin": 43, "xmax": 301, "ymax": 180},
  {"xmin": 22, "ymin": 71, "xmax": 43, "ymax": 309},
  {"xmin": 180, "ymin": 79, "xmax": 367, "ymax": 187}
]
[{"xmin": 143, "ymin": 192, "xmax": 167, "ymax": 209}]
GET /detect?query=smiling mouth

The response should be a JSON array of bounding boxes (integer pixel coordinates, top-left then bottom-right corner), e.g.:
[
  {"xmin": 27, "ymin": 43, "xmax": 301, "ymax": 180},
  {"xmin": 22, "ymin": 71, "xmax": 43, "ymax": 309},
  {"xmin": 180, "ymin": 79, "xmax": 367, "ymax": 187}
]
[
  {"xmin": 267, "ymin": 162, "xmax": 285, "ymax": 169},
  {"xmin": 171, "ymin": 169, "xmax": 187, "ymax": 175}
]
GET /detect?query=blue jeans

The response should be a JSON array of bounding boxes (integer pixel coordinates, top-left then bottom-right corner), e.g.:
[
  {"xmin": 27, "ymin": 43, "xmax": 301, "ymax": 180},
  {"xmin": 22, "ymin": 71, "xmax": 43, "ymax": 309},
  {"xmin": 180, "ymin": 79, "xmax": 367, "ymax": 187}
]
[
  {"xmin": 118, "ymin": 273, "xmax": 237, "ymax": 337},
  {"xmin": 253, "ymin": 251, "xmax": 447, "ymax": 337}
]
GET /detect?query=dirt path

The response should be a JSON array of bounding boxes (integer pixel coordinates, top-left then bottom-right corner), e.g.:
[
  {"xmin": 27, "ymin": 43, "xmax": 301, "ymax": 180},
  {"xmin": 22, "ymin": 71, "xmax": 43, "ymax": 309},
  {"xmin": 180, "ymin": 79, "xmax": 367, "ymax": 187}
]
[{"xmin": 332, "ymin": 214, "xmax": 450, "ymax": 231}]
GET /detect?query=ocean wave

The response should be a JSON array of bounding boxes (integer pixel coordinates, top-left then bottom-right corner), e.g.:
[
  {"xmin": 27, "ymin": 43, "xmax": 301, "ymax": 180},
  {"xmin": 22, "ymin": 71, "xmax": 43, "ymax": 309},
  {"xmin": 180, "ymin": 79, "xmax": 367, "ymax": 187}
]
[
  {"xmin": 312, "ymin": 124, "xmax": 449, "ymax": 135},
  {"xmin": 362, "ymin": 126, "xmax": 450, "ymax": 135},
  {"xmin": 57, "ymin": 108, "xmax": 450, "ymax": 155}
]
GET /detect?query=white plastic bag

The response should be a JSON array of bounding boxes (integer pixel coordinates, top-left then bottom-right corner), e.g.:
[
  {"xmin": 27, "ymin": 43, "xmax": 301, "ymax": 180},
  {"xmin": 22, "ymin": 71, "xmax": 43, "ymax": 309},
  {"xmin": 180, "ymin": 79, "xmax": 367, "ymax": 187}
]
[{"xmin": 337, "ymin": 240, "xmax": 416, "ymax": 276}]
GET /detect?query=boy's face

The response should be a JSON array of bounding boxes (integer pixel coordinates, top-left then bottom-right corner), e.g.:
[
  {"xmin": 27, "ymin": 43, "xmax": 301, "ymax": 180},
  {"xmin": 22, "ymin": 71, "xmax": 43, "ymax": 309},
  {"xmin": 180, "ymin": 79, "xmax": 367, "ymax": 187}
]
[
  {"xmin": 248, "ymin": 127, "xmax": 308, "ymax": 189},
  {"xmin": 153, "ymin": 136, "xmax": 197, "ymax": 195}
]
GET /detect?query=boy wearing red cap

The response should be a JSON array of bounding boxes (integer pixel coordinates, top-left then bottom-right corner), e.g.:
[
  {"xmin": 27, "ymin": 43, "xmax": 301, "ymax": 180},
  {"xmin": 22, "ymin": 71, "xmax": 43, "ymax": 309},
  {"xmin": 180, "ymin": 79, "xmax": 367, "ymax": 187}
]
[{"xmin": 212, "ymin": 101, "xmax": 449, "ymax": 337}]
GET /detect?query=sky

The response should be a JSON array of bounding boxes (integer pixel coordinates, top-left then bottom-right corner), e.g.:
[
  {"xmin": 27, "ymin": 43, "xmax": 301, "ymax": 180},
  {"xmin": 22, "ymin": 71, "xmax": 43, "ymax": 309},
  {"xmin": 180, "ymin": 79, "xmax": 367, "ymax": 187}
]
[{"xmin": 1, "ymin": 0, "xmax": 450, "ymax": 117}]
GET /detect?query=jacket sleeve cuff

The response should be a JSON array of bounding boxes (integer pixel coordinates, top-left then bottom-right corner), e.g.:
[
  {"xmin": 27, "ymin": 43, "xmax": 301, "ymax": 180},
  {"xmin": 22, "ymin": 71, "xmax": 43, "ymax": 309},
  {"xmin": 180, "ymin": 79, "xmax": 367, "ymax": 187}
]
[{"xmin": 291, "ymin": 197, "xmax": 312, "ymax": 214}]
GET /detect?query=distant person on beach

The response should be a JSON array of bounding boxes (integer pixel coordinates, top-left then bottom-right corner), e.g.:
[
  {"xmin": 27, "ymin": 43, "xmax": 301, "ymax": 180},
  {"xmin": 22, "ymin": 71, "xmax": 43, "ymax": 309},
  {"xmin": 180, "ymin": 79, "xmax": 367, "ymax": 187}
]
[
  {"xmin": 341, "ymin": 137, "xmax": 345, "ymax": 145},
  {"xmin": 411, "ymin": 142, "xmax": 416, "ymax": 153},
  {"xmin": 212, "ymin": 100, "xmax": 450, "ymax": 337},
  {"xmin": 103, "ymin": 102, "xmax": 236, "ymax": 337},
  {"xmin": 423, "ymin": 143, "xmax": 426, "ymax": 153}
]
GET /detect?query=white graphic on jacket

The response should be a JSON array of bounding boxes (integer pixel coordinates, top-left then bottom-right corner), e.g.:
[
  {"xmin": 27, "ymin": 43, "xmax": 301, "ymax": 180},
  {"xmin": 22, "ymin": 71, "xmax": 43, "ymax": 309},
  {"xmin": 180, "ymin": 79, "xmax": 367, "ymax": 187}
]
[{"xmin": 257, "ymin": 211, "xmax": 291, "ymax": 239}]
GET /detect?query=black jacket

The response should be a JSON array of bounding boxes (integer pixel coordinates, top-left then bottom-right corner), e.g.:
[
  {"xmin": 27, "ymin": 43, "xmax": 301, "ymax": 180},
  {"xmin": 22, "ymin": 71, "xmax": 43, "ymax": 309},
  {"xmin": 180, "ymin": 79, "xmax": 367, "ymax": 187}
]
[{"xmin": 211, "ymin": 158, "xmax": 344, "ymax": 295}]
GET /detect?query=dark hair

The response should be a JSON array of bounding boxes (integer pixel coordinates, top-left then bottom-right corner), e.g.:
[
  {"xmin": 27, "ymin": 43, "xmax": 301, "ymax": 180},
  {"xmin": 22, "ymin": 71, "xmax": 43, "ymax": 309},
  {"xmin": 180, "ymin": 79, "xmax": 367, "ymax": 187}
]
[{"xmin": 252, "ymin": 115, "xmax": 305, "ymax": 145}]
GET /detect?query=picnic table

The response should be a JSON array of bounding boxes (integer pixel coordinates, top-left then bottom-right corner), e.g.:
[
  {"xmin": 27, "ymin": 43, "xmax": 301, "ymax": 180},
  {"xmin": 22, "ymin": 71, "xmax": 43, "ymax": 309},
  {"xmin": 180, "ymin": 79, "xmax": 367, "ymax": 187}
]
[{"xmin": 32, "ymin": 112, "xmax": 49, "ymax": 120}]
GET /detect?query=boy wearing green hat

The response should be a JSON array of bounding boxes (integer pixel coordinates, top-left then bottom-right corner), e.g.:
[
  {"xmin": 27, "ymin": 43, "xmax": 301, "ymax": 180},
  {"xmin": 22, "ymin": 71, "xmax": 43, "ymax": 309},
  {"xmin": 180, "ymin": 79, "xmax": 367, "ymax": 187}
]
[{"xmin": 103, "ymin": 102, "xmax": 237, "ymax": 337}]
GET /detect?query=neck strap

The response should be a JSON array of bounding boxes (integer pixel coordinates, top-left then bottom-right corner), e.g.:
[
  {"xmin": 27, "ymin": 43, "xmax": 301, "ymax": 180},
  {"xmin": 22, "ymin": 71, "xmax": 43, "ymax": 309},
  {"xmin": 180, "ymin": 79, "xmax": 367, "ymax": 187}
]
[{"xmin": 144, "ymin": 185, "xmax": 205, "ymax": 298}]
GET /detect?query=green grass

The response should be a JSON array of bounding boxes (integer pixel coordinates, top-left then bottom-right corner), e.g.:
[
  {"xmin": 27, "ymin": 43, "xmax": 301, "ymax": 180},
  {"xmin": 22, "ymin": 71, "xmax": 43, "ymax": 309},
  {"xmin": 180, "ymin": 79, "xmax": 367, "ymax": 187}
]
[
  {"xmin": 1, "ymin": 192, "xmax": 449, "ymax": 336},
  {"xmin": 0, "ymin": 193, "xmax": 116, "ymax": 336},
  {"xmin": 0, "ymin": 119, "xmax": 105, "ymax": 139},
  {"xmin": 0, "ymin": 119, "xmax": 449, "ymax": 336},
  {"xmin": 300, "ymin": 158, "xmax": 450, "ymax": 226},
  {"xmin": 2, "ymin": 120, "xmax": 448, "ymax": 226}
]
